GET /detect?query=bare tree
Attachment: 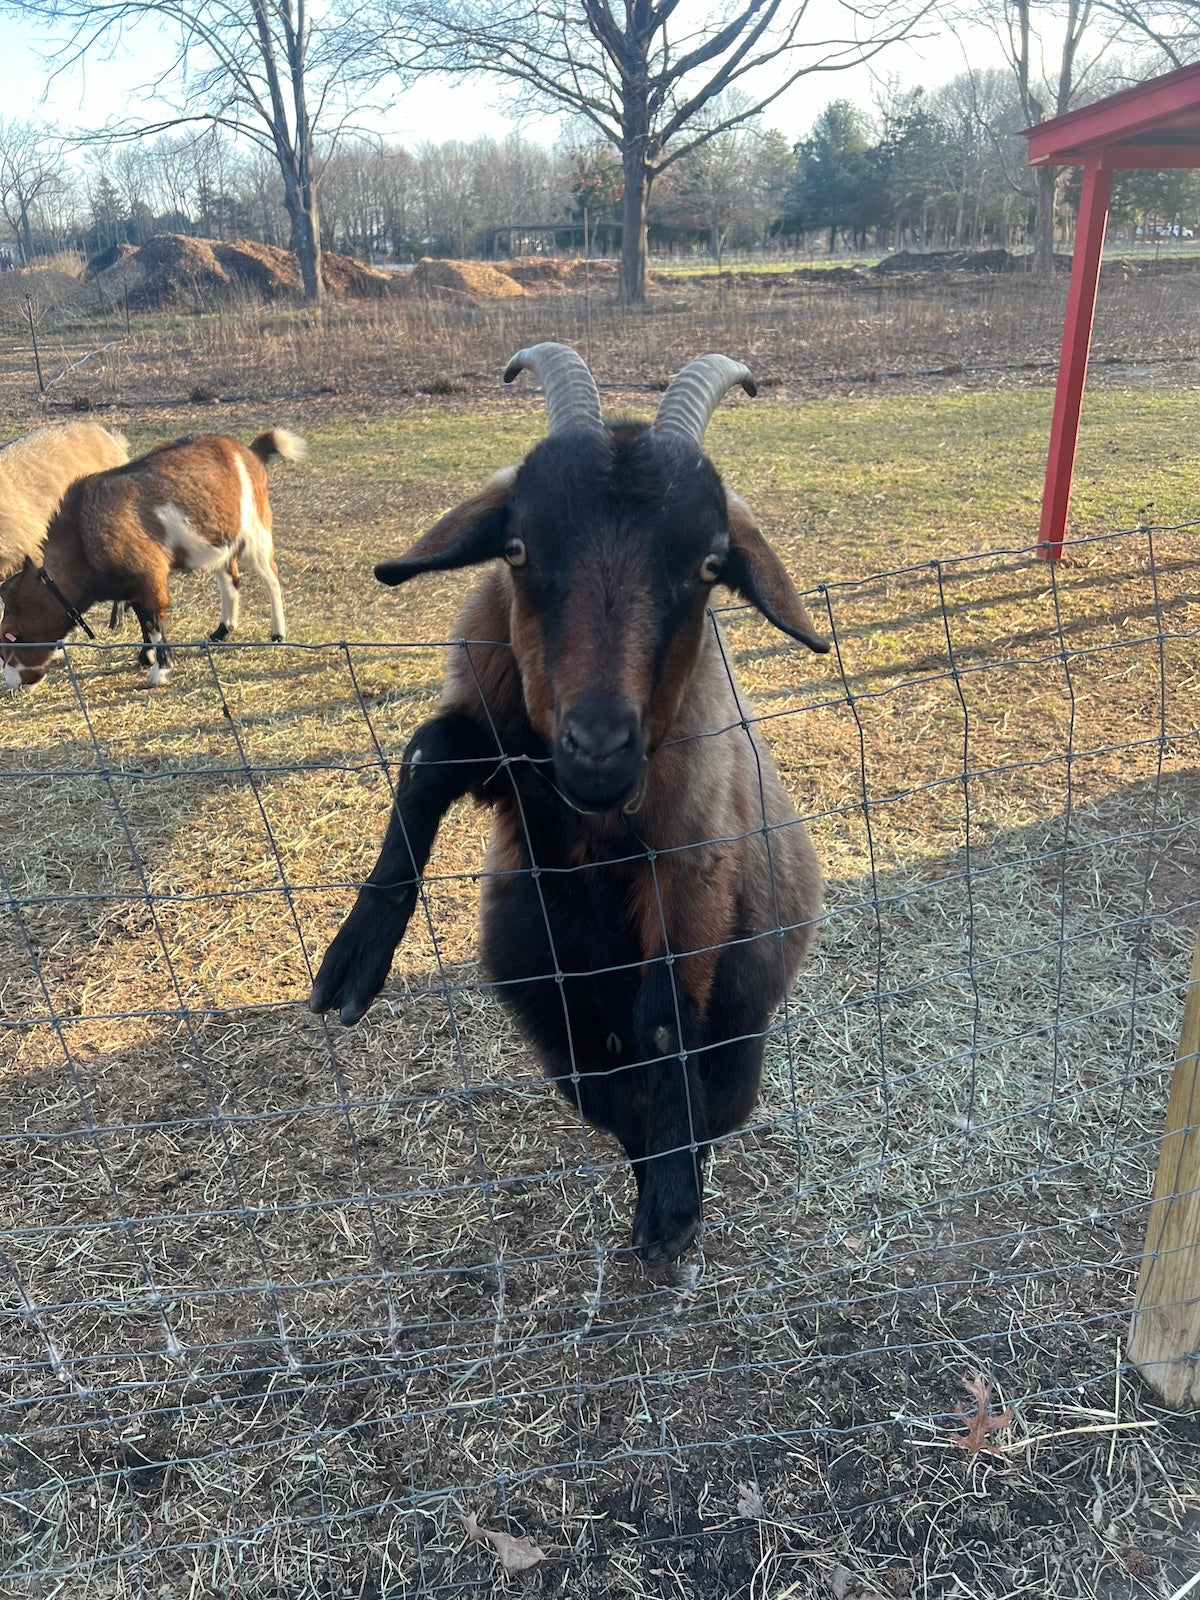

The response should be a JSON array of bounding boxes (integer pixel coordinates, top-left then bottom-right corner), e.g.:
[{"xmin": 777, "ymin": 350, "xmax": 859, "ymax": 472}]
[
  {"xmin": 929, "ymin": 68, "xmax": 1027, "ymax": 246},
  {"xmin": 948, "ymin": 1, "xmax": 1122, "ymax": 276},
  {"xmin": 6, "ymin": 0, "xmax": 385, "ymax": 301},
  {"xmin": 380, "ymin": 0, "xmax": 930, "ymax": 303},
  {"xmin": 1090, "ymin": 0, "xmax": 1200, "ymax": 66},
  {"xmin": 0, "ymin": 121, "xmax": 65, "ymax": 263},
  {"xmin": 654, "ymin": 108, "xmax": 792, "ymax": 268}
]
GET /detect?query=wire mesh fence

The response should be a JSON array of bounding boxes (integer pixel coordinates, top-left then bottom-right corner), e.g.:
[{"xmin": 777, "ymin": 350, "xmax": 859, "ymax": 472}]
[{"xmin": 2, "ymin": 522, "xmax": 1198, "ymax": 1599}]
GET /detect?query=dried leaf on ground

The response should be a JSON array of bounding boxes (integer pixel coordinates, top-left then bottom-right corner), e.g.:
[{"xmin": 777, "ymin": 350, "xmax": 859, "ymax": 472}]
[
  {"xmin": 735, "ymin": 1480, "xmax": 764, "ymax": 1518},
  {"xmin": 953, "ymin": 1373, "xmax": 1015, "ymax": 1456},
  {"xmin": 461, "ymin": 1511, "xmax": 547, "ymax": 1572},
  {"xmin": 830, "ymin": 1562, "xmax": 889, "ymax": 1599}
]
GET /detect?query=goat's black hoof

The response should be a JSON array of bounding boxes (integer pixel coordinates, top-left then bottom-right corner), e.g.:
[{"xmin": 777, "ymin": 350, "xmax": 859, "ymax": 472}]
[
  {"xmin": 270, "ymin": 633, "xmax": 284, "ymax": 643},
  {"xmin": 309, "ymin": 901, "xmax": 407, "ymax": 1027},
  {"xmin": 210, "ymin": 624, "xmax": 231, "ymax": 642},
  {"xmin": 632, "ymin": 1164, "xmax": 702, "ymax": 1263}
]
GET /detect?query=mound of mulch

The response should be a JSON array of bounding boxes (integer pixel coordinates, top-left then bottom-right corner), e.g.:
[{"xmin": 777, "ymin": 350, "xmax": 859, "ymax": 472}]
[
  {"xmin": 493, "ymin": 256, "xmax": 620, "ymax": 292},
  {"xmin": 560, "ymin": 258, "xmax": 619, "ymax": 287},
  {"xmin": 85, "ymin": 233, "xmax": 393, "ymax": 308},
  {"xmin": 84, "ymin": 242, "xmax": 138, "ymax": 279},
  {"xmin": 874, "ymin": 248, "xmax": 1019, "ymax": 276},
  {"xmin": 320, "ymin": 249, "xmax": 391, "ymax": 298},
  {"xmin": 397, "ymin": 257, "xmax": 529, "ymax": 299},
  {"xmin": 89, "ymin": 234, "xmax": 232, "ymax": 308},
  {"xmin": 500, "ymin": 255, "xmax": 574, "ymax": 286},
  {"xmin": 212, "ymin": 239, "xmax": 301, "ymax": 298}
]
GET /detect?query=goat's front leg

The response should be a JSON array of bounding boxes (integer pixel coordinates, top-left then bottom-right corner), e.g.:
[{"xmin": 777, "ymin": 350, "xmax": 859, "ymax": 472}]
[
  {"xmin": 131, "ymin": 601, "xmax": 172, "ymax": 685},
  {"xmin": 310, "ymin": 713, "xmax": 491, "ymax": 1026},
  {"xmin": 629, "ymin": 854, "xmax": 735, "ymax": 1263}
]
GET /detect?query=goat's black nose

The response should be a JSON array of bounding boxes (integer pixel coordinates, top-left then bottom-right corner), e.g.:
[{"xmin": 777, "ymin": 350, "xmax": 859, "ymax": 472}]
[{"xmin": 559, "ymin": 704, "xmax": 638, "ymax": 768}]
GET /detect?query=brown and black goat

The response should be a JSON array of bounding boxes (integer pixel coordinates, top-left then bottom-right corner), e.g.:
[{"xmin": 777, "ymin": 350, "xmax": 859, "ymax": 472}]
[
  {"xmin": 311, "ymin": 345, "xmax": 826, "ymax": 1262},
  {"xmin": 1, "ymin": 428, "xmax": 304, "ymax": 689}
]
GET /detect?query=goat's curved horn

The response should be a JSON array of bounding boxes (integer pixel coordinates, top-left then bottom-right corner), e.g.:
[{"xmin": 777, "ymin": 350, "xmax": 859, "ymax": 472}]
[
  {"xmin": 652, "ymin": 354, "xmax": 757, "ymax": 445},
  {"xmin": 503, "ymin": 342, "xmax": 604, "ymax": 434}
]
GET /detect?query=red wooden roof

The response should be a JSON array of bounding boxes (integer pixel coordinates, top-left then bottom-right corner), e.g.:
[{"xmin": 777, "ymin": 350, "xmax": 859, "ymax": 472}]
[{"xmin": 1023, "ymin": 61, "xmax": 1200, "ymax": 168}]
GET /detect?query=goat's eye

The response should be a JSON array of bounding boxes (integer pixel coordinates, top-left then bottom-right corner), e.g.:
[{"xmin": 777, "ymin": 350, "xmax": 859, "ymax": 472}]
[
  {"xmin": 698, "ymin": 554, "xmax": 723, "ymax": 583},
  {"xmin": 504, "ymin": 537, "xmax": 527, "ymax": 567}
]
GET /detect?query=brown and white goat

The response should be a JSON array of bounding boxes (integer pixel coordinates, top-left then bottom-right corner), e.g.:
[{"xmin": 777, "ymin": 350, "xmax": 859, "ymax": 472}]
[
  {"xmin": 1, "ymin": 428, "xmax": 304, "ymax": 688},
  {"xmin": 0, "ymin": 422, "xmax": 129, "ymax": 579},
  {"xmin": 312, "ymin": 345, "xmax": 826, "ymax": 1262}
]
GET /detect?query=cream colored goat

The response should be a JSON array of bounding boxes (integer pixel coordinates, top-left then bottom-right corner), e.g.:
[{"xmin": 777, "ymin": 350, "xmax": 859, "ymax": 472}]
[{"xmin": 0, "ymin": 422, "xmax": 129, "ymax": 579}]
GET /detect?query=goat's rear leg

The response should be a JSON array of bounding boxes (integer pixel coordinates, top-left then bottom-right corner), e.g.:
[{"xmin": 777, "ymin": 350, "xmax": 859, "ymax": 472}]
[{"xmin": 242, "ymin": 542, "xmax": 285, "ymax": 642}]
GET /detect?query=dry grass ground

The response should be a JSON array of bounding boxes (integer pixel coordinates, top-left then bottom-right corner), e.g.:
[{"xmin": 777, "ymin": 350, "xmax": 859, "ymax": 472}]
[{"xmin": 1, "ymin": 275, "xmax": 1199, "ymax": 1598}]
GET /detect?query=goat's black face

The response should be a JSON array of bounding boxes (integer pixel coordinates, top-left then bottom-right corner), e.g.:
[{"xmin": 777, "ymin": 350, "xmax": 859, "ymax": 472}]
[
  {"xmin": 374, "ymin": 390, "xmax": 827, "ymax": 814},
  {"xmin": 503, "ymin": 426, "xmax": 727, "ymax": 813}
]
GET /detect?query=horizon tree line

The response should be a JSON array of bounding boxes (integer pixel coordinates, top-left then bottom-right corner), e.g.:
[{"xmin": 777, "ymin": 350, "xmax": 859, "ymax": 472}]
[{"xmin": 2, "ymin": 65, "xmax": 1198, "ymax": 276}]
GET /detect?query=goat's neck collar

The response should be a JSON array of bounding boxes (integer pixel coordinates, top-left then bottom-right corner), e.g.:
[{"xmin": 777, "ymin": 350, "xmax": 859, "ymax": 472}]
[{"xmin": 36, "ymin": 567, "xmax": 96, "ymax": 640}]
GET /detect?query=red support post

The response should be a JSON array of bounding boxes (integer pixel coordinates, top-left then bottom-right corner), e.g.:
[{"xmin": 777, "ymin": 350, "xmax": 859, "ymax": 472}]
[{"xmin": 1037, "ymin": 156, "xmax": 1113, "ymax": 560}]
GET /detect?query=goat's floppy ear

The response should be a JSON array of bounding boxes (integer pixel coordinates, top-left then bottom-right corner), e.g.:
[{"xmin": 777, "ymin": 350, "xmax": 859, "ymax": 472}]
[
  {"xmin": 722, "ymin": 492, "xmax": 829, "ymax": 654},
  {"xmin": 374, "ymin": 467, "xmax": 516, "ymax": 587}
]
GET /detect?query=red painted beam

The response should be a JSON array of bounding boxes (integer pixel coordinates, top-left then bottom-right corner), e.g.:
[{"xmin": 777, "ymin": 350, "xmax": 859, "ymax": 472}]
[
  {"xmin": 1038, "ymin": 159, "xmax": 1113, "ymax": 561},
  {"xmin": 1031, "ymin": 143, "xmax": 1200, "ymax": 170},
  {"xmin": 1023, "ymin": 63, "xmax": 1200, "ymax": 165}
]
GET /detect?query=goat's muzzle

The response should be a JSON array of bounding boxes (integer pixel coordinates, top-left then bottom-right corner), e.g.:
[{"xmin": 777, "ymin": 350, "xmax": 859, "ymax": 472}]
[
  {"xmin": 1, "ymin": 642, "xmax": 54, "ymax": 690},
  {"xmin": 554, "ymin": 695, "xmax": 646, "ymax": 814}
]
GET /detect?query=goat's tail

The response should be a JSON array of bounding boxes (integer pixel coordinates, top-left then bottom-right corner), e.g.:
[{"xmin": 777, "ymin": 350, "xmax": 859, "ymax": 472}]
[{"xmin": 249, "ymin": 428, "xmax": 307, "ymax": 465}]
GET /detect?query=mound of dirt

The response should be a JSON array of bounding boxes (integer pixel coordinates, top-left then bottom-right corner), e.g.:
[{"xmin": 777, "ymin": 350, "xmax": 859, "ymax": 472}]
[
  {"xmin": 494, "ymin": 255, "xmax": 620, "ymax": 292},
  {"xmin": 85, "ymin": 233, "xmax": 393, "ymax": 308},
  {"xmin": 874, "ymin": 248, "xmax": 1019, "ymax": 276},
  {"xmin": 794, "ymin": 264, "xmax": 872, "ymax": 285},
  {"xmin": 561, "ymin": 258, "xmax": 619, "ymax": 287},
  {"xmin": 398, "ymin": 257, "xmax": 529, "ymax": 299}
]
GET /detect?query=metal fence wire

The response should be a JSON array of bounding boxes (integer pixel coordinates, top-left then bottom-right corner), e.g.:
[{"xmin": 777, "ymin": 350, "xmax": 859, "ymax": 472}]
[{"xmin": 2, "ymin": 524, "xmax": 1198, "ymax": 1600}]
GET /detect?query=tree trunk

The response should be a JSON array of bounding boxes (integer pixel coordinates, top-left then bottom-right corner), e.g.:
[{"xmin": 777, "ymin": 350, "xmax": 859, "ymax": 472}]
[
  {"xmin": 17, "ymin": 199, "xmax": 35, "ymax": 265},
  {"xmin": 288, "ymin": 191, "xmax": 324, "ymax": 304},
  {"xmin": 1033, "ymin": 162, "xmax": 1057, "ymax": 279},
  {"xmin": 620, "ymin": 150, "xmax": 651, "ymax": 306}
]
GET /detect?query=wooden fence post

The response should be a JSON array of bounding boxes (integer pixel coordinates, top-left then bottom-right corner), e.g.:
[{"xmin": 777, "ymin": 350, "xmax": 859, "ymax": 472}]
[{"xmin": 1128, "ymin": 926, "xmax": 1200, "ymax": 1409}]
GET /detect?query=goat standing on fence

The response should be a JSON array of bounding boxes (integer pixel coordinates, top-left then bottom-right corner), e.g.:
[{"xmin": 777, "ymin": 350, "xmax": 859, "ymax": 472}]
[
  {"xmin": 1, "ymin": 428, "xmax": 304, "ymax": 688},
  {"xmin": 311, "ymin": 345, "xmax": 825, "ymax": 1262}
]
